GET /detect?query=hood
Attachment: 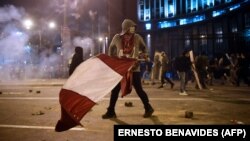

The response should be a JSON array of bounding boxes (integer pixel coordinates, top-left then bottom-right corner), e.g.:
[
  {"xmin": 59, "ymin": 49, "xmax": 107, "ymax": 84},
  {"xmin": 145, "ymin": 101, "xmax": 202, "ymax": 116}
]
[
  {"xmin": 75, "ymin": 46, "xmax": 83, "ymax": 54},
  {"xmin": 120, "ymin": 19, "xmax": 136, "ymax": 35}
]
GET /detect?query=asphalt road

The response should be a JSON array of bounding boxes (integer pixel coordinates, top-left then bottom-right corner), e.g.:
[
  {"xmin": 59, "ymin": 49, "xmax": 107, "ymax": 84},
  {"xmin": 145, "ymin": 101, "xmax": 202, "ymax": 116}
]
[{"xmin": 0, "ymin": 79, "xmax": 250, "ymax": 141}]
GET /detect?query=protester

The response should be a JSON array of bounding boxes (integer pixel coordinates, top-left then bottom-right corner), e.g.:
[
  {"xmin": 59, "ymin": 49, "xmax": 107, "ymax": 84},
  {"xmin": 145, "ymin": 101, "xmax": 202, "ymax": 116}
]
[
  {"xmin": 174, "ymin": 51, "xmax": 192, "ymax": 95},
  {"xmin": 195, "ymin": 52, "xmax": 209, "ymax": 89},
  {"xmin": 236, "ymin": 53, "xmax": 250, "ymax": 86},
  {"xmin": 158, "ymin": 51, "xmax": 174, "ymax": 89},
  {"xmin": 102, "ymin": 19, "xmax": 154, "ymax": 119},
  {"xmin": 151, "ymin": 52, "xmax": 161, "ymax": 85},
  {"xmin": 68, "ymin": 46, "xmax": 83, "ymax": 76},
  {"xmin": 141, "ymin": 54, "xmax": 153, "ymax": 84}
]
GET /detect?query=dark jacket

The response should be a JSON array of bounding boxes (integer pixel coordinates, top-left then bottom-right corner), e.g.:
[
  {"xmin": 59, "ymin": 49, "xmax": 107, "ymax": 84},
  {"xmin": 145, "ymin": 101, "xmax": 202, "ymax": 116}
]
[
  {"xmin": 174, "ymin": 55, "xmax": 191, "ymax": 72},
  {"xmin": 69, "ymin": 47, "xmax": 83, "ymax": 76}
]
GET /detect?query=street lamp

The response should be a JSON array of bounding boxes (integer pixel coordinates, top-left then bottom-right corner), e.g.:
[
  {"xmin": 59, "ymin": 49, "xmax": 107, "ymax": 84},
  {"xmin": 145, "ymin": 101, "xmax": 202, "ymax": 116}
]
[
  {"xmin": 23, "ymin": 19, "xmax": 57, "ymax": 49},
  {"xmin": 98, "ymin": 37, "xmax": 103, "ymax": 54},
  {"xmin": 48, "ymin": 21, "xmax": 56, "ymax": 29},
  {"xmin": 40, "ymin": 21, "xmax": 57, "ymax": 49},
  {"xmin": 23, "ymin": 19, "xmax": 33, "ymax": 30}
]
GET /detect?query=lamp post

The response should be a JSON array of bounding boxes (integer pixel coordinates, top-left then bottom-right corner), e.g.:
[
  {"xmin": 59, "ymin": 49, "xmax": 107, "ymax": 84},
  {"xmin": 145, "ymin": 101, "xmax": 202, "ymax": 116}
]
[
  {"xmin": 23, "ymin": 19, "xmax": 57, "ymax": 49},
  {"xmin": 98, "ymin": 37, "xmax": 103, "ymax": 54}
]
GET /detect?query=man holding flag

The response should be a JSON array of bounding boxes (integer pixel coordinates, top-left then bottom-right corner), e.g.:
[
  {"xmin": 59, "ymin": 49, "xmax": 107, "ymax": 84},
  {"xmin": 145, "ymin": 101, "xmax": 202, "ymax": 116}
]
[
  {"xmin": 54, "ymin": 19, "xmax": 154, "ymax": 132},
  {"xmin": 102, "ymin": 19, "xmax": 154, "ymax": 119}
]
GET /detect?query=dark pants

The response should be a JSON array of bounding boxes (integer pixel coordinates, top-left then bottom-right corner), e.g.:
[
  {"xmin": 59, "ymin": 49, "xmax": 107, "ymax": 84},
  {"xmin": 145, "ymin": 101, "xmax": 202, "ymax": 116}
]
[
  {"xmin": 197, "ymin": 68, "xmax": 207, "ymax": 89},
  {"xmin": 107, "ymin": 72, "xmax": 151, "ymax": 112},
  {"xmin": 160, "ymin": 70, "xmax": 174, "ymax": 85},
  {"xmin": 236, "ymin": 68, "xmax": 250, "ymax": 86}
]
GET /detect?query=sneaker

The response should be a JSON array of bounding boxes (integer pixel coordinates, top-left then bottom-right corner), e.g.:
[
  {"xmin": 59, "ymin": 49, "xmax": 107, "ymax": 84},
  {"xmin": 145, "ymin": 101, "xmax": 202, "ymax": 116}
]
[
  {"xmin": 179, "ymin": 91, "xmax": 188, "ymax": 95},
  {"xmin": 143, "ymin": 107, "xmax": 154, "ymax": 118},
  {"xmin": 102, "ymin": 111, "xmax": 117, "ymax": 119}
]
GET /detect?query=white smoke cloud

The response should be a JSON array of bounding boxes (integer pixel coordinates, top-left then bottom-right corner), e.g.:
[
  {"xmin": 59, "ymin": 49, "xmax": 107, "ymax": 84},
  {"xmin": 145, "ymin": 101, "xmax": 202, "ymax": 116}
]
[
  {"xmin": 0, "ymin": 5, "xmax": 64, "ymax": 80},
  {"xmin": 0, "ymin": 1, "xmax": 107, "ymax": 81},
  {"xmin": 72, "ymin": 36, "xmax": 95, "ymax": 58},
  {"xmin": 0, "ymin": 5, "xmax": 29, "ymax": 80},
  {"xmin": 0, "ymin": 5, "xmax": 25, "ymax": 22},
  {"xmin": 0, "ymin": 6, "xmax": 28, "ymax": 59}
]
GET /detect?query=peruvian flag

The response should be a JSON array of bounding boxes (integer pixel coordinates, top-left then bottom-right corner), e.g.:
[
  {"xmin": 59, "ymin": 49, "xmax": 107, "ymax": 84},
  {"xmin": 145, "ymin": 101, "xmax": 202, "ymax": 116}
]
[{"xmin": 55, "ymin": 54, "xmax": 136, "ymax": 132}]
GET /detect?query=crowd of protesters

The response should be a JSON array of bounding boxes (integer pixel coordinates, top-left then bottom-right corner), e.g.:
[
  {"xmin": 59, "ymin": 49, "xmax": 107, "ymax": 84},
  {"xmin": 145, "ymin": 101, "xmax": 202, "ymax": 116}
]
[{"xmin": 139, "ymin": 51, "xmax": 250, "ymax": 95}]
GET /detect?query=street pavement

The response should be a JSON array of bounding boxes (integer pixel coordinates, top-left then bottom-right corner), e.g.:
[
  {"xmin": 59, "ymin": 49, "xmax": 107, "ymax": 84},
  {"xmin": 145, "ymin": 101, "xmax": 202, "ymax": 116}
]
[{"xmin": 0, "ymin": 79, "xmax": 250, "ymax": 141}]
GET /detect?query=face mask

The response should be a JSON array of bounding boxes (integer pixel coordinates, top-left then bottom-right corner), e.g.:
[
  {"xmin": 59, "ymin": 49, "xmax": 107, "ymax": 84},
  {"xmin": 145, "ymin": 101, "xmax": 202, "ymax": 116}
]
[{"xmin": 129, "ymin": 26, "xmax": 135, "ymax": 34}]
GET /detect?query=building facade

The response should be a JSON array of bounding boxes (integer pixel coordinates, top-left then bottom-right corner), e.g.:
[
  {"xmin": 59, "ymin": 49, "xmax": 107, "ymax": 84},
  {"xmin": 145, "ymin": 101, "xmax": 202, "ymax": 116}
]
[{"xmin": 109, "ymin": 0, "xmax": 250, "ymax": 60}]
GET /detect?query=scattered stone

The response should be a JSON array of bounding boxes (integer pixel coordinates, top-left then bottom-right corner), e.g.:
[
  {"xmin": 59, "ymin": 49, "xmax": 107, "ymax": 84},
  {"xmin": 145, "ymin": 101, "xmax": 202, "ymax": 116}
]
[
  {"xmin": 36, "ymin": 90, "xmax": 41, "ymax": 94},
  {"xmin": 125, "ymin": 102, "xmax": 133, "ymax": 107},
  {"xmin": 32, "ymin": 111, "xmax": 44, "ymax": 116},
  {"xmin": 230, "ymin": 119, "xmax": 244, "ymax": 125},
  {"xmin": 185, "ymin": 111, "xmax": 193, "ymax": 118},
  {"xmin": 29, "ymin": 90, "xmax": 33, "ymax": 93},
  {"xmin": 44, "ymin": 107, "xmax": 52, "ymax": 110},
  {"xmin": 0, "ymin": 91, "xmax": 2, "ymax": 95}
]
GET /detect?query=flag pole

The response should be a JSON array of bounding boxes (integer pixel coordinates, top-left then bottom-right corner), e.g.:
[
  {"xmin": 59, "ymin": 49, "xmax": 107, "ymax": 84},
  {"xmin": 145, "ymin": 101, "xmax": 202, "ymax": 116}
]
[{"xmin": 189, "ymin": 50, "xmax": 202, "ymax": 90}]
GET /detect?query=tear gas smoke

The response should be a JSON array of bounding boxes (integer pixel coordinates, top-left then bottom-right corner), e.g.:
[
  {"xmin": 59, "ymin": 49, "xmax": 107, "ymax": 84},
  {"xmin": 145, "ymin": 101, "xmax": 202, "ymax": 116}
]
[{"xmin": 0, "ymin": 0, "xmax": 106, "ymax": 82}]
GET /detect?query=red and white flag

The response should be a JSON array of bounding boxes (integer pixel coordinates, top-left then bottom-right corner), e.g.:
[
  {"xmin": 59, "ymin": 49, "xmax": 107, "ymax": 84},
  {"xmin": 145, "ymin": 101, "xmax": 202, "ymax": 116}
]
[{"xmin": 55, "ymin": 54, "xmax": 136, "ymax": 132}]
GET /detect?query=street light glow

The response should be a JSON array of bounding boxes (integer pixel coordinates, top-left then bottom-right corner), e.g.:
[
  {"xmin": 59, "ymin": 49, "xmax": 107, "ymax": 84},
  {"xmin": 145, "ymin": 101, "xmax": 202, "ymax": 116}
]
[
  {"xmin": 98, "ymin": 37, "xmax": 103, "ymax": 42},
  {"xmin": 23, "ymin": 19, "xmax": 33, "ymax": 29},
  {"xmin": 48, "ymin": 21, "xmax": 56, "ymax": 29}
]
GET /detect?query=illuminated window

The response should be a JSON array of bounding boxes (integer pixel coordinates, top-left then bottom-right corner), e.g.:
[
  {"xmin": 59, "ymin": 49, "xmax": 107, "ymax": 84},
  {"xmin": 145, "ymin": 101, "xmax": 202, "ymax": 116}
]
[
  {"xmin": 145, "ymin": 23, "xmax": 152, "ymax": 30},
  {"xmin": 193, "ymin": 15, "xmax": 205, "ymax": 22},
  {"xmin": 191, "ymin": 0, "xmax": 198, "ymax": 12},
  {"xmin": 232, "ymin": 27, "xmax": 238, "ymax": 33},
  {"xmin": 179, "ymin": 15, "xmax": 205, "ymax": 25},
  {"xmin": 161, "ymin": 0, "xmax": 165, "ymax": 18},
  {"xmin": 215, "ymin": 27, "xmax": 223, "ymax": 43},
  {"xmin": 138, "ymin": 0, "xmax": 144, "ymax": 21},
  {"xmin": 137, "ymin": 0, "xmax": 239, "ymax": 22},
  {"xmin": 186, "ymin": 0, "xmax": 198, "ymax": 13},
  {"xmin": 186, "ymin": 0, "xmax": 191, "ymax": 13},
  {"xmin": 229, "ymin": 4, "xmax": 240, "ymax": 11},
  {"xmin": 225, "ymin": 0, "xmax": 232, "ymax": 3},
  {"xmin": 158, "ymin": 21, "xmax": 177, "ymax": 28},
  {"xmin": 168, "ymin": 0, "xmax": 176, "ymax": 17},
  {"xmin": 180, "ymin": 18, "xmax": 192, "ymax": 25},
  {"xmin": 185, "ymin": 36, "xmax": 191, "ymax": 46},
  {"xmin": 145, "ymin": 0, "xmax": 151, "ymax": 20},
  {"xmin": 203, "ymin": 0, "xmax": 214, "ymax": 9},
  {"xmin": 212, "ymin": 10, "xmax": 226, "ymax": 17}
]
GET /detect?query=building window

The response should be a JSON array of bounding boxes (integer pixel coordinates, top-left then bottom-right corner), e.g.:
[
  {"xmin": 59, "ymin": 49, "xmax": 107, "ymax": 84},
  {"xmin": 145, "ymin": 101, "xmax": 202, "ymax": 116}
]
[
  {"xmin": 137, "ymin": 0, "xmax": 237, "ymax": 22},
  {"xmin": 158, "ymin": 20, "xmax": 177, "ymax": 28},
  {"xmin": 145, "ymin": 23, "xmax": 152, "ymax": 30},
  {"xmin": 212, "ymin": 9, "xmax": 226, "ymax": 17},
  {"xmin": 168, "ymin": 0, "xmax": 176, "ymax": 17},
  {"xmin": 185, "ymin": 36, "xmax": 191, "ymax": 46},
  {"xmin": 186, "ymin": 0, "xmax": 198, "ymax": 13},
  {"xmin": 138, "ymin": 0, "xmax": 144, "ymax": 21},
  {"xmin": 215, "ymin": 27, "xmax": 223, "ymax": 44},
  {"xmin": 245, "ymin": 12, "xmax": 250, "ymax": 28}
]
